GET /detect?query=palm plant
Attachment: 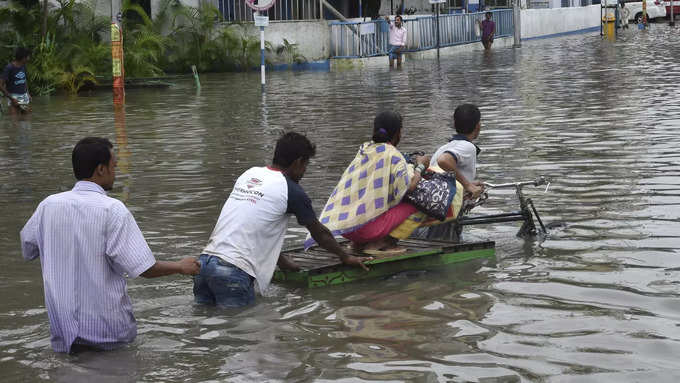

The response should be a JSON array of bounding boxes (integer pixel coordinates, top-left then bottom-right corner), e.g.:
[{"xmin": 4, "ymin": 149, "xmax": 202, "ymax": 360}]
[
  {"xmin": 28, "ymin": 33, "xmax": 64, "ymax": 95},
  {"xmin": 218, "ymin": 24, "xmax": 273, "ymax": 71},
  {"xmin": 52, "ymin": 0, "xmax": 109, "ymax": 41},
  {"xmin": 235, "ymin": 34, "xmax": 262, "ymax": 70},
  {"xmin": 0, "ymin": 0, "xmax": 104, "ymax": 94},
  {"xmin": 276, "ymin": 38, "xmax": 307, "ymax": 64},
  {"xmin": 122, "ymin": 0, "xmax": 168, "ymax": 77},
  {"xmin": 55, "ymin": 0, "xmax": 111, "ymax": 80},
  {"xmin": 0, "ymin": 0, "xmax": 280, "ymax": 92},
  {"xmin": 0, "ymin": 1, "xmax": 41, "ymax": 41},
  {"xmin": 59, "ymin": 66, "xmax": 96, "ymax": 94},
  {"xmin": 123, "ymin": 28, "xmax": 167, "ymax": 77},
  {"xmin": 0, "ymin": 1, "xmax": 41, "ymax": 64},
  {"xmin": 169, "ymin": 3, "xmax": 228, "ymax": 72}
]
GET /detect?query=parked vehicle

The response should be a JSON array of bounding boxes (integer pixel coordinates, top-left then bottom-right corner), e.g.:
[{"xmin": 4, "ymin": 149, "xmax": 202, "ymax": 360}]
[
  {"xmin": 661, "ymin": 1, "xmax": 680, "ymax": 17},
  {"xmin": 622, "ymin": 0, "xmax": 667, "ymax": 23}
]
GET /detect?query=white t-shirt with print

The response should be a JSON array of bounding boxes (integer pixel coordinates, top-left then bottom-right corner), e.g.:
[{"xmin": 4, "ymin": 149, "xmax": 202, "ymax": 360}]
[{"xmin": 202, "ymin": 166, "xmax": 316, "ymax": 293}]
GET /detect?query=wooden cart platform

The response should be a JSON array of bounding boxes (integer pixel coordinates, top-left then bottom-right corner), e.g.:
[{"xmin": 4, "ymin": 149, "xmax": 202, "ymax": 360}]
[{"xmin": 273, "ymin": 239, "xmax": 495, "ymax": 288}]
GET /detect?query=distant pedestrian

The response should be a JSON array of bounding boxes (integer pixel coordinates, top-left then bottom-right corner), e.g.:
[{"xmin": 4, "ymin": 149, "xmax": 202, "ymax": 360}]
[
  {"xmin": 0, "ymin": 47, "xmax": 32, "ymax": 115},
  {"xmin": 384, "ymin": 15, "xmax": 407, "ymax": 68},
  {"xmin": 478, "ymin": 12, "xmax": 495, "ymax": 50},
  {"xmin": 20, "ymin": 137, "xmax": 201, "ymax": 353}
]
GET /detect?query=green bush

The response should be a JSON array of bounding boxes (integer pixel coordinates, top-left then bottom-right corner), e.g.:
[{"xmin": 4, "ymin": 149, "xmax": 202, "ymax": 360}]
[
  {"xmin": 0, "ymin": 0, "xmax": 276, "ymax": 94},
  {"xmin": 276, "ymin": 39, "xmax": 307, "ymax": 65}
]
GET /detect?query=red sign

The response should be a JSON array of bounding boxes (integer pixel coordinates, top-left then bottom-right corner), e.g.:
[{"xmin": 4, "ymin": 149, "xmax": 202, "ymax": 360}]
[{"xmin": 245, "ymin": 0, "xmax": 276, "ymax": 11}]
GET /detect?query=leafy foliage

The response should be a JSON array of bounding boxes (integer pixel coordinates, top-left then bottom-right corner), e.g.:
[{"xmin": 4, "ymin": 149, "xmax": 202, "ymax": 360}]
[
  {"xmin": 28, "ymin": 33, "xmax": 62, "ymax": 95},
  {"xmin": 0, "ymin": 2, "xmax": 41, "ymax": 64},
  {"xmin": 0, "ymin": 0, "xmax": 288, "ymax": 94},
  {"xmin": 121, "ymin": 0, "xmax": 168, "ymax": 77},
  {"xmin": 276, "ymin": 39, "xmax": 307, "ymax": 65},
  {"xmin": 0, "ymin": 0, "xmax": 107, "ymax": 94},
  {"xmin": 162, "ymin": 3, "xmax": 269, "ymax": 72}
]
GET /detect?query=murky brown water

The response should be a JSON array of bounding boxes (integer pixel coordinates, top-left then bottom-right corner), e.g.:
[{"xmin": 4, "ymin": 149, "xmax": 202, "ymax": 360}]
[{"xmin": 2, "ymin": 25, "xmax": 680, "ymax": 382}]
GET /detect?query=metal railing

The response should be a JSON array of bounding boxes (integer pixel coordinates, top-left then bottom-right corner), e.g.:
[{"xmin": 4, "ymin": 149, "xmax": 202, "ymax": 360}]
[
  {"xmin": 330, "ymin": 9, "xmax": 513, "ymax": 59},
  {"xmin": 528, "ymin": 0, "xmax": 593, "ymax": 8},
  {"xmin": 210, "ymin": 0, "xmax": 322, "ymax": 21},
  {"xmin": 528, "ymin": 0, "xmax": 551, "ymax": 8},
  {"xmin": 445, "ymin": 0, "xmax": 512, "ymax": 11}
]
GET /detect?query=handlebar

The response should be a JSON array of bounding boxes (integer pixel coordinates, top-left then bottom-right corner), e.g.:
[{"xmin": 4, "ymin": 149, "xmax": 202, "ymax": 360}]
[
  {"xmin": 465, "ymin": 176, "xmax": 550, "ymax": 212},
  {"xmin": 483, "ymin": 176, "xmax": 548, "ymax": 190}
]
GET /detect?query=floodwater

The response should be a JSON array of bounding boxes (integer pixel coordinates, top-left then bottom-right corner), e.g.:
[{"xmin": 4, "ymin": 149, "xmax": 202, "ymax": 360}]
[{"xmin": 1, "ymin": 25, "xmax": 680, "ymax": 382}]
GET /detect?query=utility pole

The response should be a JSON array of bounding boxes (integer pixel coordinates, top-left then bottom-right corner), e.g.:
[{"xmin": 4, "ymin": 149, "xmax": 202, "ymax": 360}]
[
  {"xmin": 111, "ymin": 14, "xmax": 124, "ymax": 105},
  {"xmin": 259, "ymin": 14, "xmax": 266, "ymax": 90},
  {"xmin": 670, "ymin": 0, "xmax": 675, "ymax": 26},
  {"xmin": 429, "ymin": 0, "xmax": 445, "ymax": 57},
  {"xmin": 253, "ymin": 12, "xmax": 268, "ymax": 91},
  {"xmin": 246, "ymin": 1, "xmax": 275, "ymax": 92},
  {"xmin": 111, "ymin": 0, "xmax": 124, "ymax": 105},
  {"xmin": 436, "ymin": 3, "xmax": 440, "ymax": 57},
  {"xmin": 513, "ymin": 0, "xmax": 521, "ymax": 47}
]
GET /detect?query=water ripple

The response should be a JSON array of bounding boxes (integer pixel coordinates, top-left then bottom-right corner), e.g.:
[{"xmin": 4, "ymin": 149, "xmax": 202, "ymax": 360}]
[{"xmin": 1, "ymin": 26, "xmax": 679, "ymax": 382}]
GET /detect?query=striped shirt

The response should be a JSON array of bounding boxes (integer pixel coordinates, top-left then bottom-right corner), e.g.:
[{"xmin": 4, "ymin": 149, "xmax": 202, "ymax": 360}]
[{"xmin": 20, "ymin": 181, "xmax": 156, "ymax": 353}]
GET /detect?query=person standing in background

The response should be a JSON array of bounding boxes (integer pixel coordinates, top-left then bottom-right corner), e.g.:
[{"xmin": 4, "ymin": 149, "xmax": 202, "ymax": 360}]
[
  {"xmin": 384, "ymin": 15, "xmax": 407, "ymax": 68},
  {"xmin": 478, "ymin": 12, "xmax": 495, "ymax": 50},
  {"xmin": 0, "ymin": 47, "xmax": 32, "ymax": 115}
]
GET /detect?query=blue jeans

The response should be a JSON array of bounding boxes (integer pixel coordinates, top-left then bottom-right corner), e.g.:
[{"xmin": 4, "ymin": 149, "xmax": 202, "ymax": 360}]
[
  {"xmin": 193, "ymin": 255, "xmax": 256, "ymax": 308},
  {"xmin": 388, "ymin": 45, "xmax": 403, "ymax": 60}
]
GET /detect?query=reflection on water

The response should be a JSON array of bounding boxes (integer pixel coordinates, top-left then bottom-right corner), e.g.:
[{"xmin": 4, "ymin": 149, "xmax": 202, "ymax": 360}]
[
  {"xmin": 1, "ymin": 26, "xmax": 680, "ymax": 382},
  {"xmin": 113, "ymin": 103, "xmax": 132, "ymax": 203}
]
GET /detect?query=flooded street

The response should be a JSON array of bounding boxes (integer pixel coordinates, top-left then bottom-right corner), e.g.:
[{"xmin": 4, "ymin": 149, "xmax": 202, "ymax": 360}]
[{"xmin": 1, "ymin": 25, "xmax": 680, "ymax": 382}]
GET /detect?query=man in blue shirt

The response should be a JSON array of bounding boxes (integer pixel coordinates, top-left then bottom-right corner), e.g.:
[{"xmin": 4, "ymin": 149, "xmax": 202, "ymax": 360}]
[{"xmin": 0, "ymin": 47, "xmax": 32, "ymax": 115}]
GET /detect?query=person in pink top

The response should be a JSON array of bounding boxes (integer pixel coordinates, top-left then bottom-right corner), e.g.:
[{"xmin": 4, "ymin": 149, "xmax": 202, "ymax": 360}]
[
  {"xmin": 478, "ymin": 12, "xmax": 495, "ymax": 50},
  {"xmin": 384, "ymin": 15, "xmax": 407, "ymax": 68}
]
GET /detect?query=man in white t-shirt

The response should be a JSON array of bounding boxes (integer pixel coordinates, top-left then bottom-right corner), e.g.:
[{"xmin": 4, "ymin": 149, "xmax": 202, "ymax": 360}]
[{"xmin": 195, "ymin": 132, "xmax": 372, "ymax": 307}]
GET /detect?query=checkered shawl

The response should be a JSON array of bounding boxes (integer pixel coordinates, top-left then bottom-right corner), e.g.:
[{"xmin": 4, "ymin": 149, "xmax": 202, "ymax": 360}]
[{"xmin": 304, "ymin": 142, "xmax": 411, "ymax": 249}]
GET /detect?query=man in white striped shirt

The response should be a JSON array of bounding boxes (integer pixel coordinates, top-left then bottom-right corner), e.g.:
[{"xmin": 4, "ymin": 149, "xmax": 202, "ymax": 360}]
[{"xmin": 20, "ymin": 137, "xmax": 200, "ymax": 353}]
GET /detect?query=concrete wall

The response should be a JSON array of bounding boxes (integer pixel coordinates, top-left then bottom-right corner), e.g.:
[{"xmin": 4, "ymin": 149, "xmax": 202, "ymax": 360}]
[
  {"xmin": 231, "ymin": 20, "xmax": 330, "ymax": 62},
  {"xmin": 521, "ymin": 4, "xmax": 600, "ymax": 39}
]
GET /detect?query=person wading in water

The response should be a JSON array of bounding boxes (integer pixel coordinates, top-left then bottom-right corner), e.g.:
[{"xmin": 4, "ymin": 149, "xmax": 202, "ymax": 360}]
[
  {"xmin": 384, "ymin": 15, "xmax": 407, "ymax": 68},
  {"xmin": 0, "ymin": 47, "xmax": 32, "ymax": 116},
  {"xmin": 478, "ymin": 12, "xmax": 495, "ymax": 50}
]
